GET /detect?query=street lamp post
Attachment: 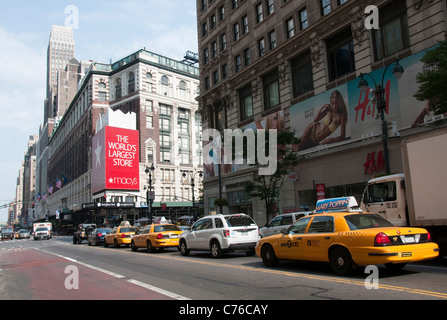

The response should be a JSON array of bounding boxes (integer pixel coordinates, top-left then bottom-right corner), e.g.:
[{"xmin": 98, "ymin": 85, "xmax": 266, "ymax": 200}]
[
  {"xmin": 182, "ymin": 171, "xmax": 203, "ymax": 221},
  {"xmin": 145, "ymin": 164, "xmax": 155, "ymax": 223},
  {"xmin": 358, "ymin": 59, "xmax": 404, "ymax": 174}
]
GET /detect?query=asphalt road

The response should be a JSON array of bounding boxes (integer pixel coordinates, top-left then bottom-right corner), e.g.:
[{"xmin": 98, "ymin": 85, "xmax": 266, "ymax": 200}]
[{"xmin": 1, "ymin": 236, "xmax": 447, "ymax": 303}]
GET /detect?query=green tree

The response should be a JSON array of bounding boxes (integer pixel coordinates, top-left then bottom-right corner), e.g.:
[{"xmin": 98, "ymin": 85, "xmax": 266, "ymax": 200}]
[
  {"xmin": 244, "ymin": 129, "xmax": 301, "ymax": 223},
  {"xmin": 414, "ymin": 40, "xmax": 447, "ymax": 116}
]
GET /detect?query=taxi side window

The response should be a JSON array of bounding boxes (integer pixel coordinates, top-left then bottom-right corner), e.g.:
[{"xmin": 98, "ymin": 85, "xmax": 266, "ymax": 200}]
[
  {"xmin": 307, "ymin": 216, "xmax": 334, "ymax": 233},
  {"xmin": 289, "ymin": 217, "xmax": 312, "ymax": 234}
]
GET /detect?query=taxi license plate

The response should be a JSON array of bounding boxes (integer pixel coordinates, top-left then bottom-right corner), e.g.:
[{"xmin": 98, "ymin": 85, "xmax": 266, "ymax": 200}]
[
  {"xmin": 404, "ymin": 236, "xmax": 415, "ymax": 243},
  {"xmin": 401, "ymin": 252, "xmax": 412, "ymax": 257},
  {"xmin": 171, "ymin": 235, "xmax": 179, "ymax": 238}
]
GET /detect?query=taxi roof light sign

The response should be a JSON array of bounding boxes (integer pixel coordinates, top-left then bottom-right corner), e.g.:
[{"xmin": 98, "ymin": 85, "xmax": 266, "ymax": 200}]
[{"xmin": 315, "ymin": 197, "xmax": 361, "ymax": 214}]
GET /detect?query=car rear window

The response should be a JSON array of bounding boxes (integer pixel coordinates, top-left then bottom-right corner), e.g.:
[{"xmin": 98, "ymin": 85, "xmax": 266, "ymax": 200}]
[
  {"xmin": 225, "ymin": 215, "xmax": 256, "ymax": 227},
  {"xmin": 120, "ymin": 227, "xmax": 138, "ymax": 233},
  {"xmin": 344, "ymin": 214, "xmax": 394, "ymax": 230},
  {"xmin": 154, "ymin": 225, "xmax": 181, "ymax": 232}
]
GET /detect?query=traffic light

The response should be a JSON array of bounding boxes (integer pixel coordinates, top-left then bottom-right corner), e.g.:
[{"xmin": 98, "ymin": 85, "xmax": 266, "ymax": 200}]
[{"xmin": 32, "ymin": 202, "xmax": 35, "ymax": 208}]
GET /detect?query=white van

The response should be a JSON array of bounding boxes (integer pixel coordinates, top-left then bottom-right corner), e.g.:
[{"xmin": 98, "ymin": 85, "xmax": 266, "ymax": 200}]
[{"xmin": 259, "ymin": 211, "xmax": 313, "ymax": 238}]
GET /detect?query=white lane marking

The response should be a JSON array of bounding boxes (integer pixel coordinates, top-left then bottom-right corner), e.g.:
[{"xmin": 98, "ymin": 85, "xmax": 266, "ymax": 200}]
[
  {"xmin": 127, "ymin": 279, "xmax": 190, "ymax": 300},
  {"xmin": 34, "ymin": 248, "xmax": 189, "ymax": 300}
]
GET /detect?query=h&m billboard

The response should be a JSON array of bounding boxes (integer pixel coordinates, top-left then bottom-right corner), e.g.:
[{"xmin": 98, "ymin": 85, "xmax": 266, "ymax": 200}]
[{"xmin": 92, "ymin": 126, "xmax": 140, "ymax": 194}]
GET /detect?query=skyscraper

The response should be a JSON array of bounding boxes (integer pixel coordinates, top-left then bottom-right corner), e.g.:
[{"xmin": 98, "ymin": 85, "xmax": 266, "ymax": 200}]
[{"xmin": 45, "ymin": 25, "xmax": 75, "ymax": 123}]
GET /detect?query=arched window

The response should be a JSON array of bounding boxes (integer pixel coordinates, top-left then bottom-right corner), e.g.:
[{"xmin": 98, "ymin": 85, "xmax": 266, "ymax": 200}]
[
  {"xmin": 128, "ymin": 72, "xmax": 135, "ymax": 93},
  {"xmin": 179, "ymin": 80, "xmax": 187, "ymax": 91},
  {"xmin": 161, "ymin": 75, "xmax": 169, "ymax": 86},
  {"xmin": 115, "ymin": 78, "xmax": 122, "ymax": 99}
]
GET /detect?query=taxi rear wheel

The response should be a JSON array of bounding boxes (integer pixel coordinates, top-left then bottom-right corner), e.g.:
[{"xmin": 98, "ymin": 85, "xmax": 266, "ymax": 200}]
[
  {"xmin": 147, "ymin": 240, "xmax": 156, "ymax": 253},
  {"xmin": 330, "ymin": 247, "xmax": 354, "ymax": 275},
  {"xmin": 261, "ymin": 244, "xmax": 279, "ymax": 267},
  {"xmin": 131, "ymin": 240, "xmax": 137, "ymax": 252}
]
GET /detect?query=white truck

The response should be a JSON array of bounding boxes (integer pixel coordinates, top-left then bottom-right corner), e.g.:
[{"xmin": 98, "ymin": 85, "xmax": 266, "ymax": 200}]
[
  {"xmin": 360, "ymin": 126, "xmax": 447, "ymax": 255},
  {"xmin": 33, "ymin": 222, "xmax": 53, "ymax": 239}
]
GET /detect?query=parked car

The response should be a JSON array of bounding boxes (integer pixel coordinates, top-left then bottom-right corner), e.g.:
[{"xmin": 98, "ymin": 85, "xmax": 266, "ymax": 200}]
[
  {"xmin": 34, "ymin": 227, "xmax": 51, "ymax": 240},
  {"xmin": 259, "ymin": 211, "xmax": 313, "ymax": 238},
  {"xmin": 1, "ymin": 227, "xmax": 14, "ymax": 241},
  {"xmin": 256, "ymin": 197, "xmax": 439, "ymax": 275},
  {"xmin": 88, "ymin": 228, "xmax": 111, "ymax": 246},
  {"xmin": 73, "ymin": 223, "xmax": 97, "ymax": 244},
  {"xmin": 104, "ymin": 226, "xmax": 139, "ymax": 248},
  {"xmin": 17, "ymin": 229, "xmax": 31, "ymax": 239},
  {"xmin": 179, "ymin": 213, "xmax": 259, "ymax": 258},
  {"xmin": 131, "ymin": 224, "xmax": 183, "ymax": 252}
]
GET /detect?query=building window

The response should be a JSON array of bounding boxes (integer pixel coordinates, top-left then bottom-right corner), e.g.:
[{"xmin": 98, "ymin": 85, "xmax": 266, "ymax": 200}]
[
  {"xmin": 220, "ymin": 33, "xmax": 227, "ymax": 51},
  {"xmin": 244, "ymin": 48, "xmax": 250, "ymax": 66},
  {"xmin": 267, "ymin": 0, "xmax": 274, "ymax": 15},
  {"xmin": 239, "ymin": 85, "xmax": 253, "ymax": 121},
  {"xmin": 258, "ymin": 38, "xmax": 266, "ymax": 57},
  {"xmin": 291, "ymin": 51, "xmax": 314, "ymax": 97},
  {"xmin": 327, "ymin": 29, "xmax": 355, "ymax": 81},
  {"xmin": 115, "ymin": 78, "xmax": 122, "ymax": 99},
  {"xmin": 209, "ymin": 102, "xmax": 226, "ymax": 132},
  {"xmin": 219, "ymin": 5, "xmax": 225, "ymax": 20},
  {"xmin": 286, "ymin": 17, "xmax": 295, "ymax": 39},
  {"xmin": 263, "ymin": 69, "xmax": 280, "ymax": 110},
  {"xmin": 235, "ymin": 55, "xmax": 242, "ymax": 72},
  {"xmin": 222, "ymin": 64, "xmax": 228, "ymax": 79},
  {"xmin": 202, "ymin": 22, "xmax": 208, "ymax": 37},
  {"xmin": 371, "ymin": 1, "xmax": 410, "ymax": 61},
  {"xmin": 203, "ymin": 48, "xmax": 209, "ymax": 64},
  {"xmin": 321, "ymin": 0, "xmax": 331, "ymax": 16},
  {"xmin": 98, "ymin": 91, "xmax": 107, "ymax": 102},
  {"xmin": 256, "ymin": 3, "xmax": 263, "ymax": 23},
  {"xmin": 242, "ymin": 15, "xmax": 249, "ymax": 35},
  {"xmin": 212, "ymin": 41, "xmax": 217, "ymax": 58},
  {"xmin": 299, "ymin": 8, "xmax": 308, "ymax": 30},
  {"xmin": 269, "ymin": 30, "xmax": 276, "ymax": 49},
  {"xmin": 210, "ymin": 14, "xmax": 216, "ymax": 29},
  {"xmin": 128, "ymin": 72, "xmax": 135, "ymax": 93},
  {"xmin": 146, "ymin": 115, "xmax": 153, "ymax": 128},
  {"xmin": 234, "ymin": 23, "xmax": 240, "ymax": 41},
  {"xmin": 213, "ymin": 70, "xmax": 219, "ymax": 85}
]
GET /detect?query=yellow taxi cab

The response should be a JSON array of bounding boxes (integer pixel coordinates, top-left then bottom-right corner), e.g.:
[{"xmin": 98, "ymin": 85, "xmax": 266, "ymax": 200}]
[
  {"xmin": 104, "ymin": 221, "xmax": 139, "ymax": 248},
  {"xmin": 256, "ymin": 197, "xmax": 439, "ymax": 275},
  {"xmin": 131, "ymin": 223, "xmax": 183, "ymax": 252}
]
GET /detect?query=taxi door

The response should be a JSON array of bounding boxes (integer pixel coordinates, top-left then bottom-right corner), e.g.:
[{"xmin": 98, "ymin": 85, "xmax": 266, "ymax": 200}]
[
  {"xmin": 300, "ymin": 216, "xmax": 335, "ymax": 262},
  {"xmin": 275, "ymin": 217, "xmax": 312, "ymax": 260}
]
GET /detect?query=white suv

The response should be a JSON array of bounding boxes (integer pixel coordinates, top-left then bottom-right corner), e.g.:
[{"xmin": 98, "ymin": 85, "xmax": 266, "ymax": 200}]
[{"xmin": 179, "ymin": 214, "xmax": 259, "ymax": 258}]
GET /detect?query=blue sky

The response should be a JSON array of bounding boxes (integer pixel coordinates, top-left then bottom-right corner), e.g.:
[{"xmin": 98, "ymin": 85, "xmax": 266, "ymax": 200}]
[{"xmin": 0, "ymin": 0, "xmax": 198, "ymax": 223}]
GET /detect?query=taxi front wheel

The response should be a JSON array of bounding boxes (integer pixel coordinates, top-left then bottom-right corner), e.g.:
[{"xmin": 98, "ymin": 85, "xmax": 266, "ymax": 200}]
[
  {"xmin": 261, "ymin": 244, "xmax": 279, "ymax": 267},
  {"xmin": 330, "ymin": 247, "xmax": 354, "ymax": 275}
]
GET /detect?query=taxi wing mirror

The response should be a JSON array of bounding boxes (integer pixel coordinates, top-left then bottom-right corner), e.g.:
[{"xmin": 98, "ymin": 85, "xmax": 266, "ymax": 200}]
[{"xmin": 281, "ymin": 228, "xmax": 288, "ymax": 235}]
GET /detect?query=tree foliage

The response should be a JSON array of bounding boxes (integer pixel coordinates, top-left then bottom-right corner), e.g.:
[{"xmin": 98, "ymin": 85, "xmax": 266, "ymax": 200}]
[
  {"xmin": 243, "ymin": 129, "xmax": 301, "ymax": 222},
  {"xmin": 414, "ymin": 40, "xmax": 447, "ymax": 115}
]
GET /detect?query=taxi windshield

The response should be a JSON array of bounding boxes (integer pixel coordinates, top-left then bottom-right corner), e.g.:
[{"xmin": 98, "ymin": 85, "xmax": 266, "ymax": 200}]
[
  {"xmin": 120, "ymin": 227, "xmax": 138, "ymax": 233},
  {"xmin": 345, "ymin": 214, "xmax": 394, "ymax": 230}
]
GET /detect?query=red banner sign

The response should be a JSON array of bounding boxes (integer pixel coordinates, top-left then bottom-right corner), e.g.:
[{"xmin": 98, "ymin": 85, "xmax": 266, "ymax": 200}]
[{"xmin": 92, "ymin": 126, "xmax": 140, "ymax": 193}]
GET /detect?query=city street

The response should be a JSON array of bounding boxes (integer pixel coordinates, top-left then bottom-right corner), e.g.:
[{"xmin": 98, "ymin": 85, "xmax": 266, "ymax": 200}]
[{"xmin": 1, "ymin": 236, "xmax": 447, "ymax": 302}]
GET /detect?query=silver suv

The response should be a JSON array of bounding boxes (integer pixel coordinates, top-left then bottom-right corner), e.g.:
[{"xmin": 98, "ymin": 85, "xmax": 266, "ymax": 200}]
[
  {"xmin": 259, "ymin": 211, "xmax": 313, "ymax": 238},
  {"xmin": 179, "ymin": 214, "xmax": 259, "ymax": 258}
]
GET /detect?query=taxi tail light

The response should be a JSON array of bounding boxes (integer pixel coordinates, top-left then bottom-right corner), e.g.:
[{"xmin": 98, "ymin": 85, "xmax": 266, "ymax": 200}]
[
  {"xmin": 222, "ymin": 230, "xmax": 230, "ymax": 238},
  {"xmin": 374, "ymin": 232, "xmax": 392, "ymax": 246},
  {"xmin": 157, "ymin": 233, "xmax": 164, "ymax": 239},
  {"xmin": 121, "ymin": 234, "xmax": 126, "ymax": 238},
  {"xmin": 427, "ymin": 232, "xmax": 432, "ymax": 242},
  {"xmin": 97, "ymin": 233, "xmax": 102, "ymax": 237}
]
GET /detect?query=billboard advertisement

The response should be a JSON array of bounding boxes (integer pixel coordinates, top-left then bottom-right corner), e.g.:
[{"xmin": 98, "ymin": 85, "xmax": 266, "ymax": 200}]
[
  {"xmin": 92, "ymin": 126, "xmax": 140, "ymax": 194},
  {"xmin": 290, "ymin": 46, "xmax": 436, "ymax": 154}
]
